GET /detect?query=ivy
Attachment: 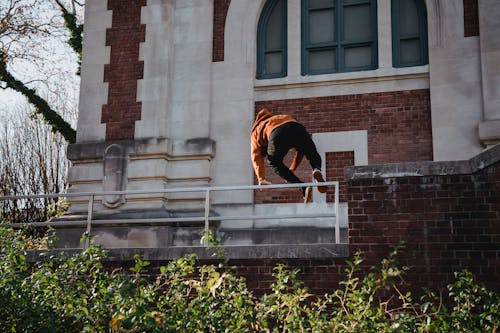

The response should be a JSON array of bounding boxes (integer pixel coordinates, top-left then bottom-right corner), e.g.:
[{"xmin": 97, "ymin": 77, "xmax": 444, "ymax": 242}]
[
  {"xmin": 54, "ymin": 0, "xmax": 83, "ymax": 75},
  {"xmin": 0, "ymin": 56, "xmax": 76, "ymax": 143}
]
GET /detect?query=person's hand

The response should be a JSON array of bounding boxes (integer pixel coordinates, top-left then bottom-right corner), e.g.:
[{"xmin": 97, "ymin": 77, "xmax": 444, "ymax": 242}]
[{"xmin": 259, "ymin": 179, "xmax": 272, "ymax": 190}]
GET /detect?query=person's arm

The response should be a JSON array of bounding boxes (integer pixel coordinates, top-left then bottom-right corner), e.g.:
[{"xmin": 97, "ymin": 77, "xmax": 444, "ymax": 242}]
[
  {"xmin": 289, "ymin": 149, "xmax": 304, "ymax": 172},
  {"xmin": 251, "ymin": 138, "xmax": 267, "ymax": 184}
]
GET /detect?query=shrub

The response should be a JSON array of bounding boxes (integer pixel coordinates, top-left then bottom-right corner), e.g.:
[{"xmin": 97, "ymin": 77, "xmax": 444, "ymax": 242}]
[{"xmin": 0, "ymin": 225, "xmax": 498, "ymax": 332}]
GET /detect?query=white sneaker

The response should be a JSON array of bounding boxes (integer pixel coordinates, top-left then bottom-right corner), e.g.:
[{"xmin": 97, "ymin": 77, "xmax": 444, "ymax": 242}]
[{"xmin": 312, "ymin": 169, "xmax": 327, "ymax": 193}]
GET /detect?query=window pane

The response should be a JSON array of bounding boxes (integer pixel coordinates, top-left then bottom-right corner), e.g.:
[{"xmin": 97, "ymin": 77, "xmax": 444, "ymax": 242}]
[
  {"xmin": 309, "ymin": 9, "xmax": 335, "ymax": 44},
  {"xmin": 265, "ymin": 0, "xmax": 282, "ymax": 49},
  {"xmin": 309, "ymin": 49, "xmax": 336, "ymax": 71},
  {"xmin": 400, "ymin": 39, "xmax": 421, "ymax": 63},
  {"xmin": 265, "ymin": 52, "xmax": 283, "ymax": 74},
  {"xmin": 344, "ymin": 46, "xmax": 372, "ymax": 68},
  {"xmin": 399, "ymin": 0, "xmax": 419, "ymax": 36},
  {"xmin": 309, "ymin": 0, "xmax": 334, "ymax": 9},
  {"xmin": 344, "ymin": 4, "xmax": 371, "ymax": 41}
]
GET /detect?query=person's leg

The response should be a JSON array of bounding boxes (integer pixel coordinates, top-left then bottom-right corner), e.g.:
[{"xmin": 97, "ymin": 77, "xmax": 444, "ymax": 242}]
[
  {"xmin": 291, "ymin": 124, "xmax": 322, "ymax": 171},
  {"xmin": 290, "ymin": 123, "xmax": 327, "ymax": 193},
  {"xmin": 267, "ymin": 125, "xmax": 302, "ymax": 184}
]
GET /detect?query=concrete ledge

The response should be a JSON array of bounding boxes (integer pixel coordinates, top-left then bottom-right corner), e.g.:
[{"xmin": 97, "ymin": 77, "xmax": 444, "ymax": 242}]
[
  {"xmin": 345, "ymin": 143, "xmax": 500, "ymax": 180},
  {"xmin": 26, "ymin": 243, "xmax": 349, "ymax": 261},
  {"xmin": 68, "ymin": 137, "xmax": 215, "ymax": 161},
  {"xmin": 479, "ymin": 120, "xmax": 500, "ymax": 146}
]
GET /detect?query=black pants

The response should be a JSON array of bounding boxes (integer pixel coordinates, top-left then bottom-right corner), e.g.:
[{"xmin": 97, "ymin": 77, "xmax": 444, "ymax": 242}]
[{"xmin": 267, "ymin": 122, "xmax": 322, "ymax": 184}]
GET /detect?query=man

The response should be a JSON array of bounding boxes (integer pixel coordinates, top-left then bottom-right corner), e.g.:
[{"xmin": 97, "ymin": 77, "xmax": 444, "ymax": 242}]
[{"xmin": 250, "ymin": 108, "xmax": 327, "ymax": 203}]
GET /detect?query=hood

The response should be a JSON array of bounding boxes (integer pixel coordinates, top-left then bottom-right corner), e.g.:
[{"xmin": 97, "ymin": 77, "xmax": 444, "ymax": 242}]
[{"xmin": 251, "ymin": 108, "xmax": 273, "ymax": 132}]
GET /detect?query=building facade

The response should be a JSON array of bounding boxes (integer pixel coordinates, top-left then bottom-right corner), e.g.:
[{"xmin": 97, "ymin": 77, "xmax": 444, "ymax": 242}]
[{"xmin": 64, "ymin": 0, "xmax": 499, "ymax": 249}]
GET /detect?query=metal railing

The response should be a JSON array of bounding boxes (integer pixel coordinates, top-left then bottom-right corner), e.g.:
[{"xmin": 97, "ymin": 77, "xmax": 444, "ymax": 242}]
[{"xmin": 1, "ymin": 181, "xmax": 340, "ymax": 247}]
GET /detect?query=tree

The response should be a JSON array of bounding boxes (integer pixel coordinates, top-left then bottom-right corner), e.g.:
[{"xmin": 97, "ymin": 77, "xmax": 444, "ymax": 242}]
[
  {"xmin": 0, "ymin": 0, "xmax": 82, "ymax": 221},
  {"xmin": 0, "ymin": 104, "xmax": 70, "ymax": 223},
  {"xmin": 0, "ymin": 0, "xmax": 84, "ymax": 143}
]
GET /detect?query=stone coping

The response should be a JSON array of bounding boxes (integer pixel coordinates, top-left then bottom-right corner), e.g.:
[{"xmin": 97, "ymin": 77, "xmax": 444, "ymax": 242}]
[
  {"xmin": 26, "ymin": 243, "xmax": 349, "ymax": 262},
  {"xmin": 68, "ymin": 137, "xmax": 216, "ymax": 160},
  {"xmin": 345, "ymin": 144, "xmax": 500, "ymax": 180}
]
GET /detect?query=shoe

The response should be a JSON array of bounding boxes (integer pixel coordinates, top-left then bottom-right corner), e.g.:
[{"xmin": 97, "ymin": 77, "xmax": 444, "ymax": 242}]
[
  {"xmin": 303, "ymin": 186, "xmax": 312, "ymax": 203},
  {"xmin": 312, "ymin": 169, "xmax": 327, "ymax": 193}
]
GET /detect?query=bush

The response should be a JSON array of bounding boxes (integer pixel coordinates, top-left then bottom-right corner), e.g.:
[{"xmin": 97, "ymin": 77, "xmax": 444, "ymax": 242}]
[{"xmin": 0, "ymin": 225, "xmax": 498, "ymax": 332}]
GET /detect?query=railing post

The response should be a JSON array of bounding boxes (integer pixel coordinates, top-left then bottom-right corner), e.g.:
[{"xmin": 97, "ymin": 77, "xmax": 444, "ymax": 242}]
[
  {"xmin": 203, "ymin": 189, "xmax": 210, "ymax": 246},
  {"xmin": 335, "ymin": 182, "xmax": 340, "ymax": 244},
  {"xmin": 85, "ymin": 194, "xmax": 94, "ymax": 249}
]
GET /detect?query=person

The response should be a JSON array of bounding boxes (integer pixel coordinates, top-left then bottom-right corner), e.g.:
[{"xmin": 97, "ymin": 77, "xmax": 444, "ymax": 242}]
[{"xmin": 250, "ymin": 108, "xmax": 327, "ymax": 203}]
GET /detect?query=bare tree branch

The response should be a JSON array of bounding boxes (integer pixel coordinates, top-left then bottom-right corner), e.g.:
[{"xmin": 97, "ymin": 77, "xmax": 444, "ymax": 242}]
[{"xmin": 0, "ymin": 54, "xmax": 76, "ymax": 143}]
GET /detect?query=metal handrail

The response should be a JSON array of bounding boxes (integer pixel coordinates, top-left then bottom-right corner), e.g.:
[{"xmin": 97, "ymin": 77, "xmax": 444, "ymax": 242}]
[{"xmin": 1, "ymin": 181, "xmax": 340, "ymax": 246}]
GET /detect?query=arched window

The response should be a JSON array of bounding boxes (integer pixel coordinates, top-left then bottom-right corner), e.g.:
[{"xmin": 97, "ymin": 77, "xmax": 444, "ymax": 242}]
[
  {"xmin": 257, "ymin": 0, "xmax": 287, "ymax": 79},
  {"xmin": 301, "ymin": 0, "xmax": 378, "ymax": 75},
  {"xmin": 391, "ymin": 0, "xmax": 428, "ymax": 67}
]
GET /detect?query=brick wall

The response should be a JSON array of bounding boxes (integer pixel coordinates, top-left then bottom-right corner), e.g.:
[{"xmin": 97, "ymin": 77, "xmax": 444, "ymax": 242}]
[
  {"xmin": 464, "ymin": 0, "xmax": 480, "ymax": 37},
  {"xmin": 101, "ymin": 0, "xmax": 146, "ymax": 140},
  {"xmin": 254, "ymin": 89, "xmax": 433, "ymax": 203},
  {"xmin": 213, "ymin": 0, "xmax": 231, "ymax": 62},
  {"xmin": 326, "ymin": 151, "xmax": 354, "ymax": 203},
  {"xmin": 345, "ymin": 157, "xmax": 500, "ymax": 291},
  {"xmin": 54, "ymin": 148, "xmax": 499, "ymax": 297},
  {"xmin": 232, "ymin": 153, "xmax": 500, "ymax": 295}
]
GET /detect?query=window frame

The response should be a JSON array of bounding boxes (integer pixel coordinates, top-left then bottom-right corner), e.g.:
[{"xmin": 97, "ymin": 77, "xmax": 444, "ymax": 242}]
[
  {"xmin": 301, "ymin": 0, "xmax": 378, "ymax": 76},
  {"xmin": 391, "ymin": 0, "xmax": 429, "ymax": 68},
  {"xmin": 256, "ymin": 0, "xmax": 288, "ymax": 79}
]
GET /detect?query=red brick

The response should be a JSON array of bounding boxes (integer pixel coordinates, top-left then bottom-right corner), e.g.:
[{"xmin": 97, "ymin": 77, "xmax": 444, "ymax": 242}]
[
  {"xmin": 463, "ymin": 0, "xmax": 479, "ymax": 37},
  {"xmin": 101, "ymin": 0, "xmax": 147, "ymax": 140},
  {"xmin": 213, "ymin": 0, "xmax": 231, "ymax": 62}
]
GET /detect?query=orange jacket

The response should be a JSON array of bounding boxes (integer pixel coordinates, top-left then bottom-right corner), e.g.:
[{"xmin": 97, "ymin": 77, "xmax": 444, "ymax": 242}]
[{"xmin": 250, "ymin": 109, "xmax": 302, "ymax": 182}]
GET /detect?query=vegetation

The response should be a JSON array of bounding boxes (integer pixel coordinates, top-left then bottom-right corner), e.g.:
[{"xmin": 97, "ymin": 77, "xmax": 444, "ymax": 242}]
[
  {"xmin": 0, "ymin": 225, "xmax": 498, "ymax": 332},
  {"xmin": 0, "ymin": 107, "xmax": 70, "ymax": 223},
  {"xmin": 0, "ymin": 0, "xmax": 83, "ymax": 143},
  {"xmin": 1, "ymin": 0, "xmax": 81, "ymax": 218}
]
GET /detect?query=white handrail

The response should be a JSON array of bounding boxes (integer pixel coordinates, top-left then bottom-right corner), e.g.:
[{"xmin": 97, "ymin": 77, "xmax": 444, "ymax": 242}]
[{"xmin": 1, "ymin": 181, "xmax": 341, "ymax": 246}]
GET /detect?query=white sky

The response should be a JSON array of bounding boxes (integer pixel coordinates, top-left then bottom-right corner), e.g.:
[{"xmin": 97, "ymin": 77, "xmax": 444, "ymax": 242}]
[{"xmin": 0, "ymin": 1, "xmax": 82, "ymax": 126}]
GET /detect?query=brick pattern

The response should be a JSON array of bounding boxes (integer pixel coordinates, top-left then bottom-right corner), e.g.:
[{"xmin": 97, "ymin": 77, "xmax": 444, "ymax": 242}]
[
  {"xmin": 227, "ymin": 259, "xmax": 345, "ymax": 296},
  {"xmin": 254, "ymin": 89, "xmax": 433, "ymax": 203},
  {"xmin": 347, "ymin": 161, "xmax": 500, "ymax": 290},
  {"xmin": 326, "ymin": 151, "xmax": 354, "ymax": 203},
  {"xmin": 213, "ymin": 0, "xmax": 231, "ymax": 62},
  {"xmin": 463, "ymin": 0, "xmax": 479, "ymax": 37},
  {"xmin": 101, "ymin": 0, "xmax": 147, "ymax": 140},
  {"xmin": 253, "ymin": 153, "xmax": 311, "ymax": 204},
  {"xmin": 253, "ymin": 151, "xmax": 354, "ymax": 204},
  {"xmin": 103, "ymin": 160, "xmax": 499, "ymax": 296}
]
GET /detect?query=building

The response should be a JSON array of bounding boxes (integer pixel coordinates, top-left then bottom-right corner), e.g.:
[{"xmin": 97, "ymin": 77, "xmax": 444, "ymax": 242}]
[{"xmin": 62, "ymin": 0, "xmax": 499, "ymax": 291}]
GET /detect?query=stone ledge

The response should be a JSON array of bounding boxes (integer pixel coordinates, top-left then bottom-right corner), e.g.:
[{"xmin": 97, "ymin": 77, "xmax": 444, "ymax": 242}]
[
  {"xmin": 26, "ymin": 243, "xmax": 349, "ymax": 261},
  {"xmin": 479, "ymin": 120, "xmax": 500, "ymax": 146},
  {"xmin": 345, "ymin": 143, "xmax": 500, "ymax": 180},
  {"xmin": 68, "ymin": 137, "xmax": 215, "ymax": 161}
]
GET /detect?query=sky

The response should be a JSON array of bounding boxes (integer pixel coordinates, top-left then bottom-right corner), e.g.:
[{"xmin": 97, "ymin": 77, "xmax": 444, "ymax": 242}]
[{"xmin": 0, "ymin": 0, "xmax": 82, "ymax": 126}]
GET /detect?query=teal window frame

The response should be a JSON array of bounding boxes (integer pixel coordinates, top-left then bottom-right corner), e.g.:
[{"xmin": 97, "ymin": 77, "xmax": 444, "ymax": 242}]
[
  {"xmin": 391, "ymin": 0, "xmax": 428, "ymax": 67},
  {"xmin": 301, "ymin": 0, "xmax": 378, "ymax": 75},
  {"xmin": 256, "ymin": 0, "xmax": 288, "ymax": 79}
]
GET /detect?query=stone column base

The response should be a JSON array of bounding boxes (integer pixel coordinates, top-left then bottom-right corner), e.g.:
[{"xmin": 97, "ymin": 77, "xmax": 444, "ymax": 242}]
[
  {"xmin": 479, "ymin": 120, "xmax": 500, "ymax": 147},
  {"xmin": 66, "ymin": 137, "xmax": 215, "ymax": 215}
]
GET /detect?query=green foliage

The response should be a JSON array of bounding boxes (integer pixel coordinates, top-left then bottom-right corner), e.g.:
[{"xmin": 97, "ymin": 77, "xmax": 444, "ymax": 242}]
[{"xmin": 0, "ymin": 227, "xmax": 498, "ymax": 332}]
